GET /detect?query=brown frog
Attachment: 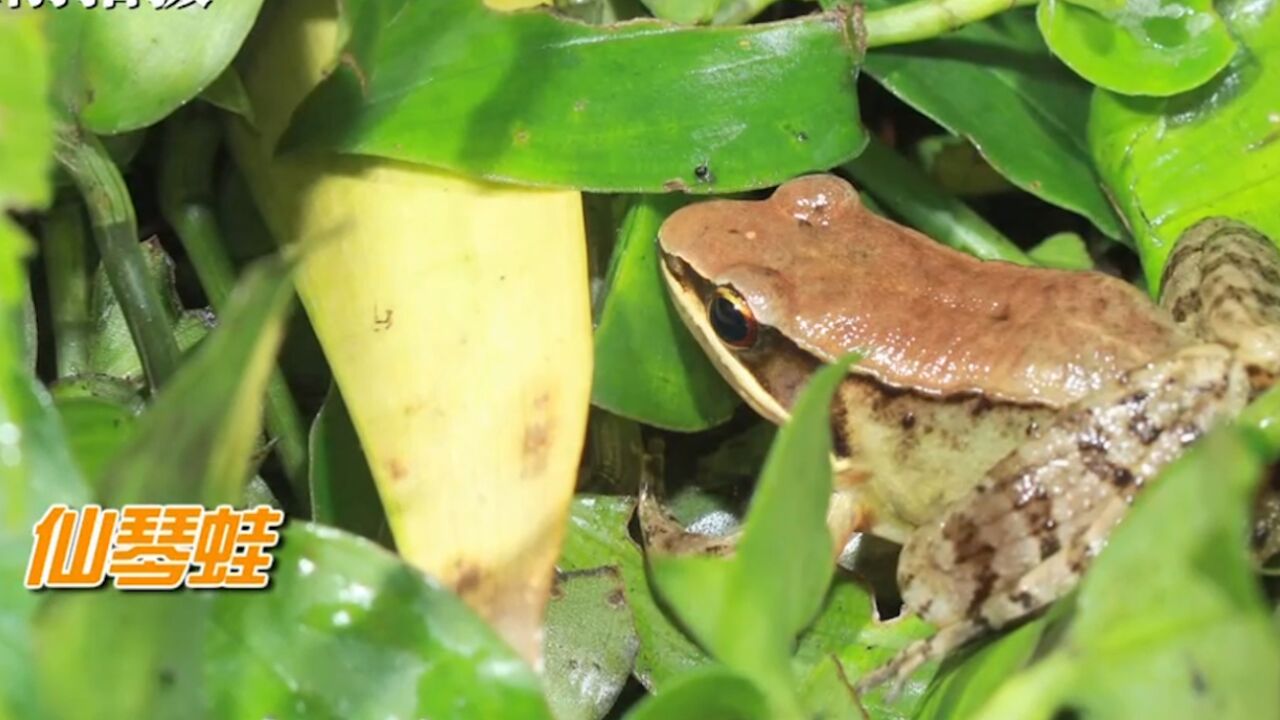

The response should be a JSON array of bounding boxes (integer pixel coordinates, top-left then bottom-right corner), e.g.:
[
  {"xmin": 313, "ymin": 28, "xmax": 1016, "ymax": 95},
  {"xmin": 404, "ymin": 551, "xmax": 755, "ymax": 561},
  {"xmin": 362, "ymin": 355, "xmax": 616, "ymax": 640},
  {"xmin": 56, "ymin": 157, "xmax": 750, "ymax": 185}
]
[{"xmin": 657, "ymin": 174, "xmax": 1280, "ymax": 688}]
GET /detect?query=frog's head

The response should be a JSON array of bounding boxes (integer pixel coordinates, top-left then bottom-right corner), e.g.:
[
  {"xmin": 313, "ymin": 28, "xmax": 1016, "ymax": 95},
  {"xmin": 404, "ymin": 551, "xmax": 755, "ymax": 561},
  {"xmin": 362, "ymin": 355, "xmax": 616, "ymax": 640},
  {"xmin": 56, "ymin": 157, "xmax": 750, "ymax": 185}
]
[{"xmin": 656, "ymin": 174, "xmax": 866, "ymax": 422}]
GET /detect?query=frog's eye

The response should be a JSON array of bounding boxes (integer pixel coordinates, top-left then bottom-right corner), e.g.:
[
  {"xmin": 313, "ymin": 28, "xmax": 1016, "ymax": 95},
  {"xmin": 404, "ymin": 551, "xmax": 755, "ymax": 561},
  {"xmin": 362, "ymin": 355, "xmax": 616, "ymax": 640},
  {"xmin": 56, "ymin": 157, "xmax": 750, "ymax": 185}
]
[{"xmin": 709, "ymin": 286, "xmax": 758, "ymax": 349}]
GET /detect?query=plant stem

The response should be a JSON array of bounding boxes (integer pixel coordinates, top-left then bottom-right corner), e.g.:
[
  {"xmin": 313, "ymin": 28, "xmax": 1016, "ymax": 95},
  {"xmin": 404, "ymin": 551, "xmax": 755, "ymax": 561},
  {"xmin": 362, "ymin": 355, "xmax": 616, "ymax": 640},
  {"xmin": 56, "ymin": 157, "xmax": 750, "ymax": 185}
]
[
  {"xmin": 160, "ymin": 108, "xmax": 310, "ymax": 500},
  {"xmin": 56, "ymin": 127, "xmax": 180, "ymax": 392},
  {"xmin": 41, "ymin": 194, "xmax": 92, "ymax": 378},
  {"xmin": 840, "ymin": 135, "xmax": 1032, "ymax": 264},
  {"xmin": 863, "ymin": 0, "xmax": 1039, "ymax": 47}
]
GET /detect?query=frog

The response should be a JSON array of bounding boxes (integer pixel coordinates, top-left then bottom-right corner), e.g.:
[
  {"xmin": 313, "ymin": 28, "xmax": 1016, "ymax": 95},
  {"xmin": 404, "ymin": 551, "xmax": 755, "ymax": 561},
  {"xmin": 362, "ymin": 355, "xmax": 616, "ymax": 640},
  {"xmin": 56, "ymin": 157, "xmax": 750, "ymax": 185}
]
[{"xmin": 656, "ymin": 173, "xmax": 1280, "ymax": 690}]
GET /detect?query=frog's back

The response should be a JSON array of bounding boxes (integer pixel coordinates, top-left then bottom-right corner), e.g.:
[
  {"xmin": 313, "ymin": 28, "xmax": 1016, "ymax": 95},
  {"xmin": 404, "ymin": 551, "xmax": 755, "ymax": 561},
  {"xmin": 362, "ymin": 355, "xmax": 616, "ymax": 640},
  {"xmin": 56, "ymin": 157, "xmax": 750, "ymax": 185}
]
[{"xmin": 659, "ymin": 174, "xmax": 1185, "ymax": 406}]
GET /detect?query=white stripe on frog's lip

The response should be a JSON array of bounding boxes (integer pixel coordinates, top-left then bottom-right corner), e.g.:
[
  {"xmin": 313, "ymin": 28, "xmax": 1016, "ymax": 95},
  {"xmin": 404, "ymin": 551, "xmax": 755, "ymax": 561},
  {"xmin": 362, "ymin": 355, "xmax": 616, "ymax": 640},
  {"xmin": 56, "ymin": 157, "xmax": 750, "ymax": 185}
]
[{"xmin": 659, "ymin": 257, "xmax": 791, "ymax": 426}]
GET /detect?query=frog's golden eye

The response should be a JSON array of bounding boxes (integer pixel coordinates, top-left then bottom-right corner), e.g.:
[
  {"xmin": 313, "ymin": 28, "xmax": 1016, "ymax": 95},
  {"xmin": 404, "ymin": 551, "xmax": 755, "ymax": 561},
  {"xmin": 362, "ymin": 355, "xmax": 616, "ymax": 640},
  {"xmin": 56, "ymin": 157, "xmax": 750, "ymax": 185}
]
[{"xmin": 709, "ymin": 286, "xmax": 758, "ymax": 349}]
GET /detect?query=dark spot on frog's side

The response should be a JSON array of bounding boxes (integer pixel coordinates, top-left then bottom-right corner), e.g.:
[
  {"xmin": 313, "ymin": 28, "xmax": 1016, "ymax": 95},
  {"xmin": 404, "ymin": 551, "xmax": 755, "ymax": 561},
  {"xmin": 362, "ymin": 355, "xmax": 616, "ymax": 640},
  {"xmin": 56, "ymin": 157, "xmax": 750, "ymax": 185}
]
[
  {"xmin": 1171, "ymin": 291, "xmax": 1202, "ymax": 323},
  {"xmin": 969, "ymin": 396, "xmax": 995, "ymax": 418},
  {"xmin": 966, "ymin": 565, "xmax": 999, "ymax": 615},
  {"xmin": 1039, "ymin": 532, "xmax": 1062, "ymax": 559},
  {"xmin": 900, "ymin": 412, "xmax": 916, "ymax": 430},
  {"xmin": 1129, "ymin": 413, "xmax": 1162, "ymax": 445}
]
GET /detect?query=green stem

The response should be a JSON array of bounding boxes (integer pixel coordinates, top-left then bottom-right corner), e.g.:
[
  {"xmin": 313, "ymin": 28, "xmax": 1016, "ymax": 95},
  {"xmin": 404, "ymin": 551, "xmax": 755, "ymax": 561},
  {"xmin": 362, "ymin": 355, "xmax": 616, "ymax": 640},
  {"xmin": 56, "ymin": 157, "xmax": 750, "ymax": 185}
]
[
  {"xmin": 55, "ymin": 127, "xmax": 180, "ymax": 391},
  {"xmin": 840, "ymin": 135, "xmax": 1032, "ymax": 264},
  {"xmin": 863, "ymin": 0, "xmax": 1039, "ymax": 47},
  {"xmin": 41, "ymin": 194, "xmax": 92, "ymax": 378},
  {"xmin": 160, "ymin": 108, "xmax": 310, "ymax": 500}
]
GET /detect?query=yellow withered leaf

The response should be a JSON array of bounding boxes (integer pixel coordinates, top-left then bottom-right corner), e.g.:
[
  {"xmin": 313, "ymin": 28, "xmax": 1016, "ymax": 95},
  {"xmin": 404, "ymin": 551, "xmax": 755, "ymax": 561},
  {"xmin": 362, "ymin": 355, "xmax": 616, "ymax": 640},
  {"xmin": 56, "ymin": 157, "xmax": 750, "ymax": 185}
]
[{"xmin": 227, "ymin": 0, "xmax": 592, "ymax": 663}]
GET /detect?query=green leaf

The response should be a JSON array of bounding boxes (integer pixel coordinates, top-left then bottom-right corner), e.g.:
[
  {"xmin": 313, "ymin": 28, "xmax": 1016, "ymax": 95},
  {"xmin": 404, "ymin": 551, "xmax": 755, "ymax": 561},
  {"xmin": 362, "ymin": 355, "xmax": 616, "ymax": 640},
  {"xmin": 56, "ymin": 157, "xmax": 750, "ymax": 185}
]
[
  {"xmin": 593, "ymin": 195, "xmax": 739, "ymax": 430},
  {"xmin": 281, "ymin": 0, "xmax": 867, "ymax": 193},
  {"xmin": 560, "ymin": 496, "xmax": 709, "ymax": 689},
  {"xmin": 624, "ymin": 666, "xmax": 769, "ymax": 720},
  {"xmin": 543, "ymin": 568, "xmax": 640, "ymax": 720},
  {"xmin": 45, "ymin": 0, "xmax": 266, "ymax": 133},
  {"xmin": 308, "ymin": 385, "xmax": 391, "ymax": 545},
  {"xmin": 208, "ymin": 522, "xmax": 551, "ymax": 719},
  {"xmin": 37, "ymin": 590, "xmax": 214, "ymax": 720},
  {"xmin": 974, "ymin": 426, "xmax": 1280, "ymax": 719},
  {"xmin": 1090, "ymin": 0, "xmax": 1280, "ymax": 290},
  {"xmin": 96, "ymin": 255, "xmax": 294, "ymax": 506},
  {"xmin": 1027, "ymin": 232, "xmax": 1095, "ymax": 270},
  {"xmin": 836, "ymin": 3, "xmax": 1120, "ymax": 237},
  {"xmin": 649, "ymin": 356, "xmax": 856, "ymax": 714},
  {"xmin": 0, "ymin": 12, "xmax": 54, "ymax": 210},
  {"xmin": 52, "ymin": 378, "xmax": 139, "ymax": 481},
  {"xmin": 915, "ymin": 614, "xmax": 1052, "ymax": 720},
  {"xmin": 1038, "ymin": 0, "xmax": 1236, "ymax": 97},
  {"xmin": 199, "ymin": 66, "xmax": 254, "ymax": 123},
  {"xmin": 0, "ymin": 16, "xmax": 84, "ymax": 720},
  {"xmin": 640, "ymin": 0, "xmax": 723, "ymax": 24}
]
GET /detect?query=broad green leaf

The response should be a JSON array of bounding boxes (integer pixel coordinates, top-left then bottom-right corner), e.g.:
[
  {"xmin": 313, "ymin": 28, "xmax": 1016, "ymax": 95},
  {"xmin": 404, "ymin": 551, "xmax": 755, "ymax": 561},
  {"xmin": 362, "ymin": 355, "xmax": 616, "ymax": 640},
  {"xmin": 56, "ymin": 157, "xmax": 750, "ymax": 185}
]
[
  {"xmin": 45, "ymin": 0, "xmax": 266, "ymax": 133},
  {"xmin": 96, "ymin": 256, "xmax": 294, "ymax": 506},
  {"xmin": 281, "ymin": 0, "xmax": 867, "ymax": 193},
  {"xmin": 649, "ymin": 357, "xmax": 856, "ymax": 714},
  {"xmin": 1027, "ymin": 232, "xmax": 1094, "ymax": 270},
  {"xmin": 84, "ymin": 239, "xmax": 213, "ymax": 385},
  {"xmin": 543, "ymin": 568, "xmax": 640, "ymax": 720},
  {"xmin": 624, "ymin": 666, "xmax": 769, "ymax": 720},
  {"xmin": 1090, "ymin": 0, "xmax": 1280, "ymax": 290},
  {"xmin": 208, "ymin": 522, "xmax": 551, "ymax": 719},
  {"xmin": 560, "ymin": 496, "xmax": 709, "ymax": 689},
  {"xmin": 825, "ymin": 2, "xmax": 1120, "ymax": 237},
  {"xmin": 1038, "ymin": 0, "xmax": 1235, "ymax": 97},
  {"xmin": 593, "ymin": 195, "xmax": 739, "ymax": 430},
  {"xmin": 308, "ymin": 385, "xmax": 391, "ymax": 545},
  {"xmin": 974, "ymin": 427, "xmax": 1280, "ymax": 719}
]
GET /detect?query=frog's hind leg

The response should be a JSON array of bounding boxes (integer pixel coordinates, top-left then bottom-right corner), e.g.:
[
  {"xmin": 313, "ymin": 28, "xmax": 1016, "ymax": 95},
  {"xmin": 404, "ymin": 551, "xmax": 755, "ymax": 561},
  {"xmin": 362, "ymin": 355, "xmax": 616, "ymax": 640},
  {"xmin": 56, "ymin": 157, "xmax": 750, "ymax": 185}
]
[
  {"xmin": 1160, "ymin": 217, "xmax": 1280, "ymax": 386},
  {"xmin": 860, "ymin": 343, "xmax": 1253, "ymax": 696}
]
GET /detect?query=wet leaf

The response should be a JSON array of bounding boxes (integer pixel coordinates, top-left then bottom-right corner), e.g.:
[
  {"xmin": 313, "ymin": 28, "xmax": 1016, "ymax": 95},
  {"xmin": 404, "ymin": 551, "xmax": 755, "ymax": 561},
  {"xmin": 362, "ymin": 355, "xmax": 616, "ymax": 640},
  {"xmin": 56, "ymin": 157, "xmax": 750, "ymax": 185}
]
[
  {"xmin": 593, "ymin": 195, "xmax": 739, "ymax": 431},
  {"xmin": 96, "ymin": 256, "xmax": 294, "ymax": 506},
  {"xmin": 207, "ymin": 522, "xmax": 551, "ymax": 719},
  {"xmin": 1038, "ymin": 0, "xmax": 1235, "ymax": 97},
  {"xmin": 648, "ymin": 357, "xmax": 856, "ymax": 714},
  {"xmin": 281, "ymin": 0, "xmax": 866, "ymax": 193},
  {"xmin": 543, "ymin": 568, "xmax": 640, "ymax": 720},
  {"xmin": 45, "ymin": 0, "xmax": 265, "ymax": 132},
  {"xmin": 1090, "ymin": 0, "xmax": 1280, "ymax": 290}
]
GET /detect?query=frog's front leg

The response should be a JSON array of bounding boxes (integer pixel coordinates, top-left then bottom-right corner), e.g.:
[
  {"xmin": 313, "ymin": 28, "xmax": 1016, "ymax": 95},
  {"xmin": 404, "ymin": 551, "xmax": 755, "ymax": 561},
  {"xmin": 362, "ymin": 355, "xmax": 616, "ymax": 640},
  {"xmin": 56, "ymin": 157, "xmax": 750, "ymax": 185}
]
[{"xmin": 859, "ymin": 343, "xmax": 1252, "ymax": 692}]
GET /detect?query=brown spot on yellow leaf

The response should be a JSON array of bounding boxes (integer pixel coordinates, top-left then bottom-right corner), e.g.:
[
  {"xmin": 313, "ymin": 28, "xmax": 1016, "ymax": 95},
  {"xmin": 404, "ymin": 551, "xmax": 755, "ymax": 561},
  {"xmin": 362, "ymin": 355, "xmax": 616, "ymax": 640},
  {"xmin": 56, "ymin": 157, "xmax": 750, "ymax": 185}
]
[{"xmin": 522, "ymin": 393, "xmax": 553, "ymax": 479}]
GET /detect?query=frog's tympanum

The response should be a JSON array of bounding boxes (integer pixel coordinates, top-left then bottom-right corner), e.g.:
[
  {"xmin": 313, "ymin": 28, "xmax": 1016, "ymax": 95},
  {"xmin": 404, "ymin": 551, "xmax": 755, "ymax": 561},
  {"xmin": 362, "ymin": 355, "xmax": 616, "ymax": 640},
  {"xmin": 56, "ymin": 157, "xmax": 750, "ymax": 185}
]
[{"xmin": 657, "ymin": 174, "xmax": 1280, "ymax": 689}]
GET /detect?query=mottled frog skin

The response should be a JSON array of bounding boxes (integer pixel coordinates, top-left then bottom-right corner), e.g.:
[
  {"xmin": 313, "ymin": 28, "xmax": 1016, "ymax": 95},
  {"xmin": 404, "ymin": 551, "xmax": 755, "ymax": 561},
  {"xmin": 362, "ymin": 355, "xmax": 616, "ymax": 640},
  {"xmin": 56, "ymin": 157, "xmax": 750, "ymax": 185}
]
[{"xmin": 657, "ymin": 175, "xmax": 1280, "ymax": 689}]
